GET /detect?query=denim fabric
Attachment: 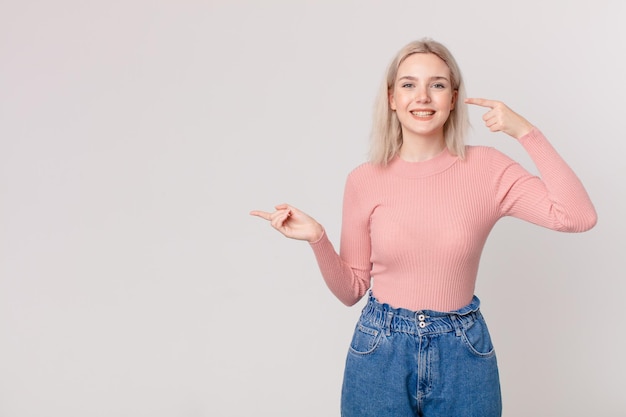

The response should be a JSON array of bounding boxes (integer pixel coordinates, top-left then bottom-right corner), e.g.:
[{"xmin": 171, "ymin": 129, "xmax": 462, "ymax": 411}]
[{"xmin": 341, "ymin": 292, "xmax": 501, "ymax": 417}]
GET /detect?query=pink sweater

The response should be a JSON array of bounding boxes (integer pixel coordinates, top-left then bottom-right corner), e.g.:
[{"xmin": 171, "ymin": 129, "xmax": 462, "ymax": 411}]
[{"xmin": 309, "ymin": 128, "xmax": 597, "ymax": 311}]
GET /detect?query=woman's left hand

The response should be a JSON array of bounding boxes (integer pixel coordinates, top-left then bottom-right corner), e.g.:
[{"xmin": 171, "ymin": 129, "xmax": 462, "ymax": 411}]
[{"xmin": 465, "ymin": 98, "xmax": 534, "ymax": 140}]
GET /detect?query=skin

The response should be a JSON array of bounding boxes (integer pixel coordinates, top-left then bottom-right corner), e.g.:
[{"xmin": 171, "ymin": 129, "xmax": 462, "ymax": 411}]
[
  {"xmin": 390, "ymin": 53, "xmax": 457, "ymax": 161},
  {"xmin": 250, "ymin": 56, "xmax": 534, "ymax": 242}
]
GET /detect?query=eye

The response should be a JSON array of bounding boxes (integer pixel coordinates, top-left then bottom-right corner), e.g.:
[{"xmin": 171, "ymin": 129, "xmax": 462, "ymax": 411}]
[
  {"xmin": 432, "ymin": 83, "xmax": 447, "ymax": 89},
  {"xmin": 401, "ymin": 82, "xmax": 414, "ymax": 88}
]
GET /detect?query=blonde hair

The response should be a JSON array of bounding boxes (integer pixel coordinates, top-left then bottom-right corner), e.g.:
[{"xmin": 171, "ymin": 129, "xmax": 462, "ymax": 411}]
[{"xmin": 369, "ymin": 38, "xmax": 469, "ymax": 164}]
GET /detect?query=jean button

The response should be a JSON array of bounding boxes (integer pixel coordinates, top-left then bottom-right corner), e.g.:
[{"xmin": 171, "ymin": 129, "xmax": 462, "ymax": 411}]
[
  {"xmin": 418, "ymin": 321, "xmax": 426, "ymax": 328},
  {"xmin": 418, "ymin": 314, "xmax": 425, "ymax": 321}
]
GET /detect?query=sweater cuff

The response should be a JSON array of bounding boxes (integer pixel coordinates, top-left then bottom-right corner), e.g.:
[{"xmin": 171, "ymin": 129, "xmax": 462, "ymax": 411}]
[
  {"xmin": 517, "ymin": 126, "xmax": 544, "ymax": 146},
  {"xmin": 308, "ymin": 227, "xmax": 327, "ymax": 246}
]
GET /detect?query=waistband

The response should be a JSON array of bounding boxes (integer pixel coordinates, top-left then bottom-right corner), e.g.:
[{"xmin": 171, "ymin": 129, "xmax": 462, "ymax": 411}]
[{"xmin": 360, "ymin": 292, "xmax": 483, "ymax": 336}]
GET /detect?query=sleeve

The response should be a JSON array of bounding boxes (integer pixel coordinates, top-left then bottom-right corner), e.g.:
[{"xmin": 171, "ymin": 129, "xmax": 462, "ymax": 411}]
[
  {"xmin": 490, "ymin": 127, "xmax": 597, "ymax": 232},
  {"xmin": 308, "ymin": 171, "xmax": 372, "ymax": 306}
]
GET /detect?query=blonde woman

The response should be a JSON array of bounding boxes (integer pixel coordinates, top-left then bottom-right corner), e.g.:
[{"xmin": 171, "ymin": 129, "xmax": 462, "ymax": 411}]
[{"xmin": 251, "ymin": 38, "xmax": 596, "ymax": 417}]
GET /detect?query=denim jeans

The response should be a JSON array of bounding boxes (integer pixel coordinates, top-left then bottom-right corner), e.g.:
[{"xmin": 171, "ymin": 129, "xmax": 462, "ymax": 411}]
[{"xmin": 341, "ymin": 292, "xmax": 501, "ymax": 417}]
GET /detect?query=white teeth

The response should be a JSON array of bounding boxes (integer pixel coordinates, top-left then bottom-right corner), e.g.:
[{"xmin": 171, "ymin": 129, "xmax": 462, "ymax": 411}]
[{"xmin": 411, "ymin": 111, "xmax": 434, "ymax": 116}]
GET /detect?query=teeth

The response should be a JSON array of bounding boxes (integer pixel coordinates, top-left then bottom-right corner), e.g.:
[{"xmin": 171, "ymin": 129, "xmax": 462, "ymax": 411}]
[{"xmin": 411, "ymin": 111, "xmax": 434, "ymax": 116}]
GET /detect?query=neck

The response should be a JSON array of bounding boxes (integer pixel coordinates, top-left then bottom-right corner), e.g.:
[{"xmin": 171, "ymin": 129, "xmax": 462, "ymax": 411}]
[{"xmin": 399, "ymin": 135, "xmax": 446, "ymax": 162}]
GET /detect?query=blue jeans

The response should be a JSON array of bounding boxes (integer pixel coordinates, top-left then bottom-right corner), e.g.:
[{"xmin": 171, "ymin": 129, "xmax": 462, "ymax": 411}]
[{"xmin": 341, "ymin": 292, "xmax": 502, "ymax": 417}]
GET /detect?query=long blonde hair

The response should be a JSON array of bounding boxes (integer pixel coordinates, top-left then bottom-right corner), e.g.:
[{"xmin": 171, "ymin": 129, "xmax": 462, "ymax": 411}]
[{"xmin": 369, "ymin": 38, "xmax": 469, "ymax": 165}]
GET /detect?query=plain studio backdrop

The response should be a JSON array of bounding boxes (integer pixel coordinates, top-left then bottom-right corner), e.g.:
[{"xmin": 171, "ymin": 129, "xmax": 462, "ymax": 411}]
[{"xmin": 1, "ymin": 1, "xmax": 624, "ymax": 416}]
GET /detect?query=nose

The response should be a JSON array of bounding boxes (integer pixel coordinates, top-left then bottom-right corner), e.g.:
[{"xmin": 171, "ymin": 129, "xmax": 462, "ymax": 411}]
[{"xmin": 414, "ymin": 85, "xmax": 431, "ymax": 103}]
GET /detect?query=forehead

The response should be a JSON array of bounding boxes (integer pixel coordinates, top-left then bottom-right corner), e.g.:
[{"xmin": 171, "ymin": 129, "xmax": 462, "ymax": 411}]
[{"xmin": 396, "ymin": 53, "xmax": 450, "ymax": 79}]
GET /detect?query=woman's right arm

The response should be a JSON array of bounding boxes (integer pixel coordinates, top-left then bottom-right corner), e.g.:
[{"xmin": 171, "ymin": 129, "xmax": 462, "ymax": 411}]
[
  {"xmin": 250, "ymin": 175, "xmax": 372, "ymax": 306},
  {"xmin": 308, "ymin": 230, "xmax": 371, "ymax": 306}
]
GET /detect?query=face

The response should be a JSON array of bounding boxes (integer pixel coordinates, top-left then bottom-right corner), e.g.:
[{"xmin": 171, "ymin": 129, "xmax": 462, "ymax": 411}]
[{"xmin": 389, "ymin": 53, "xmax": 457, "ymax": 142}]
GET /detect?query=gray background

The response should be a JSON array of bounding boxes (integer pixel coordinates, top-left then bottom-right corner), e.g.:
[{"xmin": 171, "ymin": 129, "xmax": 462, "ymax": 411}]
[{"xmin": 1, "ymin": 1, "xmax": 624, "ymax": 416}]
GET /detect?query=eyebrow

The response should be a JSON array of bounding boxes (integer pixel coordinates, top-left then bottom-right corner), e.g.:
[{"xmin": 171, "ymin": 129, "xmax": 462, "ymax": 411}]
[{"xmin": 397, "ymin": 75, "xmax": 450, "ymax": 82}]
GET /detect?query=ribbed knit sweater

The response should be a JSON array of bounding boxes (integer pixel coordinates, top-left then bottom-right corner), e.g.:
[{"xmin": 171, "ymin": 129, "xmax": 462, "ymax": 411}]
[{"xmin": 309, "ymin": 128, "xmax": 597, "ymax": 311}]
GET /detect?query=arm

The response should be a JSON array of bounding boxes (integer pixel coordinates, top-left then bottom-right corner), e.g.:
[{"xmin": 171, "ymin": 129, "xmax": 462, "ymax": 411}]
[
  {"xmin": 309, "ymin": 173, "xmax": 372, "ymax": 306},
  {"xmin": 309, "ymin": 231, "xmax": 371, "ymax": 306},
  {"xmin": 489, "ymin": 128, "xmax": 597, "ymax": 231},
  {"xmin": 250, "ymin": 184, "xmax": 372, "ymax": 306},
  {"xmin": 466, "ymin": 98, "xmax": 597, "ymax": 231}
]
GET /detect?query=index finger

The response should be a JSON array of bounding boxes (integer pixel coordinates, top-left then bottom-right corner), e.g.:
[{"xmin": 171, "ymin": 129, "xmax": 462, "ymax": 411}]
[
  {"xmin": 249, "ymin": 210, "xmax": 271, "ymax": 220},
  {"xmin": 465, "ymin": 97, "xmax": 499, "ymax": 108}
]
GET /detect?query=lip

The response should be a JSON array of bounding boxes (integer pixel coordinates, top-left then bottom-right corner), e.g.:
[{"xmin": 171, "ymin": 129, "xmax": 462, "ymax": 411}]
[{"xmin": 409, "ymin": 109, "xmax": 436, "ymax": 117}]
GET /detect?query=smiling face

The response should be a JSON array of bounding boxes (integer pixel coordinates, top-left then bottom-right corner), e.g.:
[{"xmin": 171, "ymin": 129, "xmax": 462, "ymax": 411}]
[{"xmin": 389, "ymin": 53, "xmax": 457, "ymax": 143}]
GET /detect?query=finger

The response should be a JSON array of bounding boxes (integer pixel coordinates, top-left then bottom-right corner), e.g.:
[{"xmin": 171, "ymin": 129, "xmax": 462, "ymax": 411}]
[
  {"xmin": 485, "ymin": 116, "xmax": 499, "ymax": 128},
  {"xmin": 465, "ymin": 97, "xmax": 499, "ymax": 108},
  {"xmin": 276, "ymin": 204, "xmax": 300, "ymax": 219},
  {"xmin": 270, "ymin": 209, "xmax": 291, "ymax": 229},
  {"xmin": 249, "ymin": 210, "xmax": 272, "ymax": 220},
  {"xmin": 487, "ymin": 118, "xmax": 502, "ymax": 131},
  {"xmin": 482, "ymin": 111, "xmax": 494, "ymax": 122},
  {"xmin": 274, "ymin": 203, "xmax": 296, "ymax": 214}
]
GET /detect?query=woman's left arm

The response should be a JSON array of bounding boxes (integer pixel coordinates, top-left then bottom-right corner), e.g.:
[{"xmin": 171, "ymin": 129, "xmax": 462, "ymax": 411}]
[{"xmin": 466, "ymin": 98, "xmax": 598, "ymax": 232}]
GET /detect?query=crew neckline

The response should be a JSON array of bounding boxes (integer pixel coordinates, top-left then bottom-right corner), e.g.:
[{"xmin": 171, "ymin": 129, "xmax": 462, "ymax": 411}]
[{"xmin": 386, "ymin": 148, "xmax": 459, "ymax": 178}]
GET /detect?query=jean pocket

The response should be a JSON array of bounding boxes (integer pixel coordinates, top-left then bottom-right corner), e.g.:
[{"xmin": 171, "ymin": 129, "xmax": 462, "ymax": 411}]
[
  {"xmin": 459, "ymin": 314, "xmax": 496, "ymax": 358},
  {"xmin": 348, "ymin": 322, "xmax": 383, "ymax": 355}
]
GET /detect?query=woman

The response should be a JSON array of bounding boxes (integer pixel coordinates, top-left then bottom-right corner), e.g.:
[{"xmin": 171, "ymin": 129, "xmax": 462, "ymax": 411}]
[{"xmin": 250, "ymin": 38, "xmax": 596, "ymax": 417}]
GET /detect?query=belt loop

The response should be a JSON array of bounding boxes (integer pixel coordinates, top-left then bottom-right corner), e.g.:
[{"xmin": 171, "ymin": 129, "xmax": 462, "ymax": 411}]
[
  {"xmin": 450, "ymin": 314, "xmax": 462, "ymax": 337},
  {"xmin": 384, "ymin": 311, "xmax": 393, "ymax": 337}
]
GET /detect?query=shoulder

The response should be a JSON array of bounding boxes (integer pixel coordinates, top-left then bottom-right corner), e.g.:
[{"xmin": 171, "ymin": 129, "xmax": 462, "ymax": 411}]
[
  {"xmin": 342, "ymin": 161, "xmax": 390, "ymax": 195},
  {"xmin": 460, "ymin": 146, "xmax": 520, "ymax": 180},
  {"xmin": 463, "ymin": 145, "xmax": 515, "ymax": 165},
  {"xmin": 346, "ymin": 161, "xmax": 385, "ymax": 181}
]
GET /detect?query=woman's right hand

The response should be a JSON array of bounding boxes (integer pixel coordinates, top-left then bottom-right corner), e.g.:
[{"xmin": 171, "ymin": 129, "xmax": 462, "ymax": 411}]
[{"xmin": 250, "ymin": 204, "xmax": 325, "ymax": 243}]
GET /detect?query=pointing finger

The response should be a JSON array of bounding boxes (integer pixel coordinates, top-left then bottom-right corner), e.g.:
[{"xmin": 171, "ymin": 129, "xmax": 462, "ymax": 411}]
[
  {"xmin": 465, "ymin": 97, "xmax": 499, "ymax": 108},
  {"xmin": 249, "ymin": 210, "xmax": 272, "ymax": 221}
]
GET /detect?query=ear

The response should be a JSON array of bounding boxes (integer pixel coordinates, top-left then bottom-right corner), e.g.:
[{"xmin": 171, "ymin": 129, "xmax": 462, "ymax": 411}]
[
  {"xmin": 389, "ymin": 90, "xmax": 397, "ymax": 111},
  {"xmin": 451, "ymin": 89, "xmax": 458, "ymax": 109}
]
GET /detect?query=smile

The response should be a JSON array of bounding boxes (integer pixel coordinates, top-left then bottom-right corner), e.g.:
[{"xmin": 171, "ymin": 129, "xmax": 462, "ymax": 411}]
[{"xmin": 410, "ymin": 111, "xmax": 435, "ymax": 117}]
